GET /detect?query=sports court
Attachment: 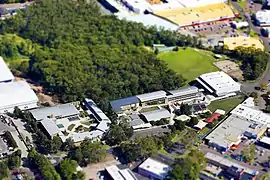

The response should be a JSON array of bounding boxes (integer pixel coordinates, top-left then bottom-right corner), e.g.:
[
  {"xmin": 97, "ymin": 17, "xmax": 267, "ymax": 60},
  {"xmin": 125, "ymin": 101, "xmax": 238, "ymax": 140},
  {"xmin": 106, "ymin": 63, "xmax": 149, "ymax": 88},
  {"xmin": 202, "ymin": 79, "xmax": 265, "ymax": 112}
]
[{"xmin": 223, "ymin": 36, "xmax": 264, "ymax": 50}]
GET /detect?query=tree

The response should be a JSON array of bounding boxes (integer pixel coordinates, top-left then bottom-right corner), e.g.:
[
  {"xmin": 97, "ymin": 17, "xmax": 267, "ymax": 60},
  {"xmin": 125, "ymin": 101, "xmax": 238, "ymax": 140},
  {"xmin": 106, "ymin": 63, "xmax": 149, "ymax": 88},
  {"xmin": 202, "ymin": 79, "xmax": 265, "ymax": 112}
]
[
  {"xmin": 69, "ymin": 140, "xmax": 106, "ymax": 166},
  {"xmin": 261, "ymin": 82, "xmax": 268, "ymax": 91},
  {"xmin": 0, "ymin": 161, "xmax": 9, "ymax": 180},
  {"xmin": 105, "ymin": 120, "xmax": 133, "ymax": 145},
  {"xmin": 241, "ymin": 144, "xmax": 256, "ymax": 163},
  {"xmin": 72, "ymin": 171, "xmax": 85, "ymax": 180},
  {"xmin": 173, "ymin": 120, "xmax": 186, "ymax": 131},
  {"xmin": 7, "ymin": 152, "xmax": 21, "ymax": 169},
  {"xmin": 261, "ymin": 172, "xmax": 270, "ymax": 180},
  {"xmin": 49, "ymin": 136, "xmax": 63, "ymax": 153},
  {"xmin": 13, "ymin": 106, "xmax": 24, "ymax": 119},
  {"xmin": 1, "ymin": 0, "xmax": 186, "ymax": 109},
  {"xmin": 187, "ymin": 117, "xmax": 199, "ymax": 127},
  {"xmin": 265, "ymin": 105, "xmax": 270, "ymax": 113},
  {"xmin": 61, "ymin": 137, "xmax": 75, "ymax": 151},
  {"xmin": 169, "ymin": 164, "xmax": 185, "ymax": 180},
  {"xmin": 57, "ymin": 160, "xmax": 78, "ymax": 180},
  {"xmin": 250, "ymin": 92, "xmax": 258, "ymax": 98},
  {"xmin": 170, "ymin": 148, "xmax": 205, "ymax": 180},
  {"xmin": 180, "ymin": 104, "xmax": 191, "ymax": 115},
  {"xmin": 28, "ymin": 149, "xmax": 61, "ymax": 180}
]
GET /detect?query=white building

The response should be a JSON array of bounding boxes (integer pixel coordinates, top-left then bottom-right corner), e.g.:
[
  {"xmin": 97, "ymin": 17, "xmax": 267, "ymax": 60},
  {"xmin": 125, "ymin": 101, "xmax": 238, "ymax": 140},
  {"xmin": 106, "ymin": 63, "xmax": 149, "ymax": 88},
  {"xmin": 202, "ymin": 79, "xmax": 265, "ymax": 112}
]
[
  {"xmin": 138, "ymin": 158, "xmax": 171, "ymax": 180},
  {"xmin": 255, "ymin": 10, "xmax": 270, "ymax": 27},
  {"xmin": 0, "ymin": 81, "xmax": 38, "ymax": 113},
  {"xmin": 0, "ymin": 56, "xmax": 14, "ymax": 83},
  {"xmin": 105, "ymin": 165, "xmax": 137, "ymax": 180},
  {"xmin": 231, "ymin": 21, "xmax": 249, "ymax": 29},
  {"xmin": 196, "ymin": 71, "xmax": 241, "ymax": 97}
]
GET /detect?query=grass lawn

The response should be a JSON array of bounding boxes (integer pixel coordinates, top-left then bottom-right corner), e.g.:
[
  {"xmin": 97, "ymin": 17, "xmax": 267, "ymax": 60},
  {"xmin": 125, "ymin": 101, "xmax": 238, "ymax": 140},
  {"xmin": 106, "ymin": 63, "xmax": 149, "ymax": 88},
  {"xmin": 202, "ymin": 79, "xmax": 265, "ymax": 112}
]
[
  {"xmin": 158, "ymin": 48, "xmax": 218, "ymax": 83},
  {"xmin": 237, "ymin": 0, "xmax": 246, "ymax": 9},
  {"xmin": 81, "ymin": 121, "xmax": 92, "ymax": 126},
  {"xmin": 208, "ymin": 96, "xmax": 245, "ymax": 113},
  {"xmin": 67, "ymin": 124, "xmax": 76, "ymax": 131}
]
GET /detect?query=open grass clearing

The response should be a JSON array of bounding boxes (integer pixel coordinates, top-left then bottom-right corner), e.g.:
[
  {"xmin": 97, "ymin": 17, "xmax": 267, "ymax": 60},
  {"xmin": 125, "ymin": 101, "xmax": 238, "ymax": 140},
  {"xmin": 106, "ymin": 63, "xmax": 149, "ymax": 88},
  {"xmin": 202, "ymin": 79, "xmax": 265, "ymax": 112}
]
[
  {"xmin": 208, "ymin": 96, "xmax": 245, "ymax": 114},
  {"xmin": 158, "ymin": 48, "xmax": 218, "ymax": 83},
  {"xmin": 67, "ymin": 124, "xmax": 76, "ymax": 131},
  {"xmin": 81, "ymin": 121, "xmax": 92, "ymax": 126}
]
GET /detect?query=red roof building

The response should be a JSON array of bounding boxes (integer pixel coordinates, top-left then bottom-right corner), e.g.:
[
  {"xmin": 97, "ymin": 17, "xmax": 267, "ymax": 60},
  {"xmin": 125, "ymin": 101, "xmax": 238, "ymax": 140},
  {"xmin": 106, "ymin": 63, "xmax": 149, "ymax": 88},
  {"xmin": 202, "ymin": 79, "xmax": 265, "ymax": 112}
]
[{"xmin": 205, "ymin": 113, "xmax": 221, "ymax": 123}]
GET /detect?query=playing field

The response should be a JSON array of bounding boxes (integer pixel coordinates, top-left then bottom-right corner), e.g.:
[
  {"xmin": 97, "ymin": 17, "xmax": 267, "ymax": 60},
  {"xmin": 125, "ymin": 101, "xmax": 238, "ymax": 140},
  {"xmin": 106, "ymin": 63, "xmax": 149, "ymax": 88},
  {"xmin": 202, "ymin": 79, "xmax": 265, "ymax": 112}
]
[
  {"xmin": 158, "ymin": 48, "xmax": 218, "ymax": 82},
  {"xmin": 208, "ymin": 96, "xmax": 245, "ymax": 114}
]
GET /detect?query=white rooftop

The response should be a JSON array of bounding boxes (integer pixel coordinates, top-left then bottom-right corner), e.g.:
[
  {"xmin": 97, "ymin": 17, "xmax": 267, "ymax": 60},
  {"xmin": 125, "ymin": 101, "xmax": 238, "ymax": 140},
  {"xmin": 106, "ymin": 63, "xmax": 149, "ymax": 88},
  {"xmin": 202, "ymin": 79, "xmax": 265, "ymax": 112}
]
[
  {"xmin": 117, "ymin": 13, "xmax": 178, "ymax": 31},
  {"xmin": 139, "ymin": 158, "xmax": 170, "ymax": 179},
  {"xmin": 231, "ymin": 104, "xmax": 270, "ymax": 126},
  {"xmin": 259, "ymin": 136, "xmax": 270, "ymax": 145},
  {"xmin": 137, "ymin": 90, "xmax": 167, "ymax": 102},
  {"xmin": 40, "ymin": 119, "xmax": 60, "ymax": 137},
  {"xmin": 141, "ymin": 108, "xmax": 171, "ymax": 122},
  {"xmin": 256, "ymin": 10, "xmax": 270, "ymax": 25},
  {"xmin": 194, "ymin": 120, "xmax": 208, "ymax": 130},
  {"xmin": 206, "ymin": 114, "xmax": 266, "ymax": 148},
  {"xmin": 197, "ymin": 71, "xmax": 241, "ymax": 96},
  {"xmin": 105, "ymin": 165, "xmax": 137, "ymax": 180},
  {"xmin": 85, "ymin": 98, "xmax": 111, "ymax": 122},
  {"xmin": 0, "ymin": 81, "xmax": 38, "ymax": 110},
  {"xmin": 70, "ymin": 130, "xmax": 104, "ymax": 143},
  {"xmin": 30, "ymin": 103, "xmax": 80, "ymax": 121},
  {"xmin": 0, "ymin": 56, "xmax": 14, "ymax": 83}
]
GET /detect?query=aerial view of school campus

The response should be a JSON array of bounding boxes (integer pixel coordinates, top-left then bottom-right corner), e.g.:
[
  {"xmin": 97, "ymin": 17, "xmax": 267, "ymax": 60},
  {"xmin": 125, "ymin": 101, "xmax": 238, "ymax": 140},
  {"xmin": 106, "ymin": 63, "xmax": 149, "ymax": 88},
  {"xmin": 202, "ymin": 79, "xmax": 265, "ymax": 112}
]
[{"xmin": 1, "ymin": 0, "xmax": 270, "ymax": 179}]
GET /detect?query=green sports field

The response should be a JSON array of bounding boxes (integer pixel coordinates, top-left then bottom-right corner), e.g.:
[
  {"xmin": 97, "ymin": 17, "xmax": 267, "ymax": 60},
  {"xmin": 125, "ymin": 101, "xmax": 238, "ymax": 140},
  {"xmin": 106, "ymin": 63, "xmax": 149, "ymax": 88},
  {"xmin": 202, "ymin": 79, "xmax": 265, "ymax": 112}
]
[{"xmin": 158, "ymin": 48, "xmax": 219, "ymax": 82}]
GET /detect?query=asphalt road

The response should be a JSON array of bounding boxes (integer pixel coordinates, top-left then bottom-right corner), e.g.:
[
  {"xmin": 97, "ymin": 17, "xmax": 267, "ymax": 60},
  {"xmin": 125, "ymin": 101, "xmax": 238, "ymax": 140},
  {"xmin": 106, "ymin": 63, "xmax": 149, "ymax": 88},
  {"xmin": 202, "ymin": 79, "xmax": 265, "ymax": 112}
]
[{"xmin": 232, "ymin": 2, "xmax": 270, "ymax": 93}]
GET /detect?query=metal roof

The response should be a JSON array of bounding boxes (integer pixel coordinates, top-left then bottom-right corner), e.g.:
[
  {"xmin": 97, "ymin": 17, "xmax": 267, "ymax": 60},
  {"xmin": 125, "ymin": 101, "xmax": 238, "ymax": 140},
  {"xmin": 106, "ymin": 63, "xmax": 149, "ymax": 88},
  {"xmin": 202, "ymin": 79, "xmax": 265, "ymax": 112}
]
[
  {"xmin": 198, "ymin": 71, "xmax": 241, "ymax": 96},
  {"xmin": 136, "ymin": 91, "xmax": 167, "ymax": 102},
  {"xmin": 85, "ymin": 98, "xmax": 110, "ymax": 121},
  {"xmin": 0, "ymin": 81, "xmax": 38, "ymax": 111},
  {"xmin": 168, "ymin": 86, "xmax": 199, "ymax": 97},
  {"xmin": 30, "ymin": 103, "xmax": 79, "ymax": 121},
  {"xmin": 141, "ymin": 108, "xmax": 170, "ymax": 122},
  {"xmin": 40, "ymin": 119, "xmax": 60, "ymax": 137},
  {"xmin": 71, "ymin": 130, "xmax": 104, "ymax": 143},
  {"xmin": 0, "ymin": 56, "xmax": 14, "ymax": 83},
  {"xmin": 96, "ymin": 120, "xmax": 111, "ymax": 132},
  {"xmin": 139, "ymin": 158, "xmax": 170, "ymax": 179},
  {"xmin": 110, "ymin": 96, "xmax": 139, "ymax": 112},
  {"xmin": 105, "ymin": 165, "xmax": 137, "ymax": 180},
  {"xmin": 117, "ymin": 13, "xmax": 179, "ymax": 31}
]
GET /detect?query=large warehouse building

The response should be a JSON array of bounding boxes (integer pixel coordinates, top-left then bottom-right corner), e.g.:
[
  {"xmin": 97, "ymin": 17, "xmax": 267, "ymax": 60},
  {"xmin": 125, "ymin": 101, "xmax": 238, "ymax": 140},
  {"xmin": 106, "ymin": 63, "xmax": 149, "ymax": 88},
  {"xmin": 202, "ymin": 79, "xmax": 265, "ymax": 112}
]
[
  {"xmin": 114, "ymin": 0, "xmax": 235, "ymax": 28},
  {"xmin": 205, "ymin": 98, "xmax": 269, "ymax": 152},
  {"xmin": 0, "ymin": 56, "xmax": 14, "ymax": 83},
  {"xmin": 0, "ymin": 56, "xmax": 38, "ymax": 113},
  {"xmin": 196, "ymin": 71, "xmax": 241, "ymax": 97},
  {"xmin": 0, "ymin": 81, "xmax": 38, "ymax": 113}
]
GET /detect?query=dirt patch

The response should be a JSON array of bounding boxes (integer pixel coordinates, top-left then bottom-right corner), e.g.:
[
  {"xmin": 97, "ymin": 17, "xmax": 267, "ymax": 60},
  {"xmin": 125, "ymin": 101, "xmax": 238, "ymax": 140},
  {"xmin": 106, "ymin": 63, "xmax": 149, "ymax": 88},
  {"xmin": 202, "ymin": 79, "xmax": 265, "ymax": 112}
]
[
  {"xmin": 82, "ymin": 155, "xmax": 117, "ymax": 180},
  {"xmin": 15, "ymin": 76, "xmax": 57, "ymax": 106},
  {"xmin": 213, "ymin": 60, "xmax": 244, "ymax": 80}
]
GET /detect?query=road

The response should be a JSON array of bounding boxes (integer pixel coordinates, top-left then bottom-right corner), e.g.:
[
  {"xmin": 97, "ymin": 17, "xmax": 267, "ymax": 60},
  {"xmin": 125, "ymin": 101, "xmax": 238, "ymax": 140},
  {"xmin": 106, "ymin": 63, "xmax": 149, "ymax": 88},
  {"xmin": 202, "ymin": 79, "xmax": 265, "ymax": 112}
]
[
  {"xmin": 232, "ymin": 2, "xmax": 270, "ymax": 93},
  {"xmin": 131, "ymin": 126, "xmax": 171, "ymax": 140}
]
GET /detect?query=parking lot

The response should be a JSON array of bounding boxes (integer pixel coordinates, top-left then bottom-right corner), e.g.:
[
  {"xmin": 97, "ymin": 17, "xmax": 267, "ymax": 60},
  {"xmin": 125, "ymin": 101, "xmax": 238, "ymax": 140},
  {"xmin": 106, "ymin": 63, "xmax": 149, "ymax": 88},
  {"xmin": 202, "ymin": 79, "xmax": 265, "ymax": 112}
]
[
  {"xmin": 185, "ymin": 21, "xmax": 232, "ymax": 36},
  {"xmin": 200, "ymin": 140, "xmax": 270, "ymax": 177},
  {"xmin": 0, "ymin": 115, "xmax": 17, "ymax": 155}
]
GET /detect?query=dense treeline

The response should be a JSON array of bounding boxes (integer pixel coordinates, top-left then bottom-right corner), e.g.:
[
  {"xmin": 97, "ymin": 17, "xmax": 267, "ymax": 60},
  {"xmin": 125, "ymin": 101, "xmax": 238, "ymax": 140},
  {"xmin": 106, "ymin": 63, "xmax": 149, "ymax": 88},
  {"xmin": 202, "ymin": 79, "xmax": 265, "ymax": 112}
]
[
  {"xmin": 0, "ymin": 0, "xmax": 191, "ymax": 110},
  {"xmin": 214, "ymin": 45, "xmax": 269, "ymax": 80},
  {"xmin": 28, "ymin": 149, "xmax": 61, "ymax": 180}
]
